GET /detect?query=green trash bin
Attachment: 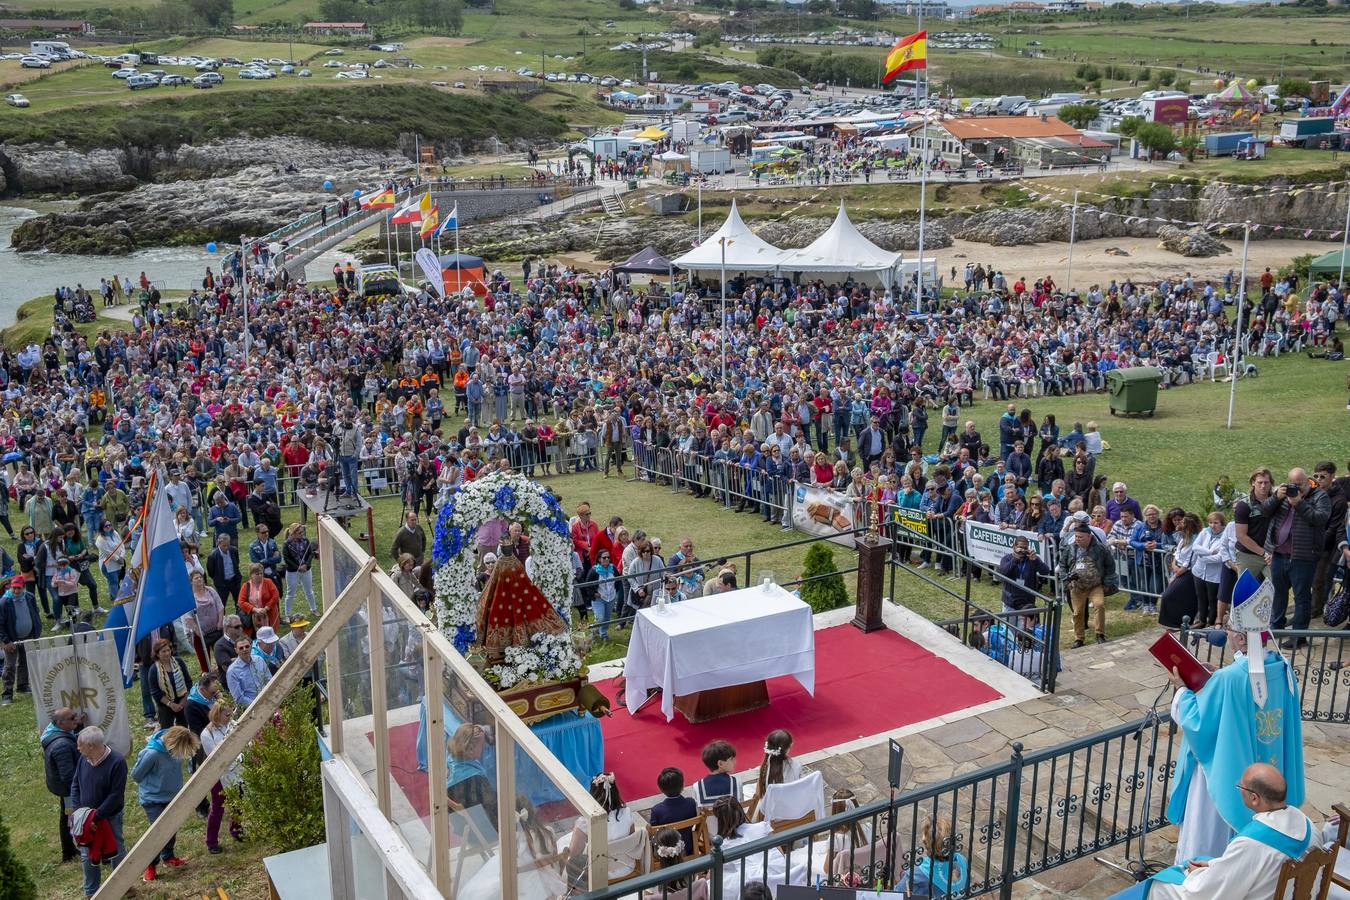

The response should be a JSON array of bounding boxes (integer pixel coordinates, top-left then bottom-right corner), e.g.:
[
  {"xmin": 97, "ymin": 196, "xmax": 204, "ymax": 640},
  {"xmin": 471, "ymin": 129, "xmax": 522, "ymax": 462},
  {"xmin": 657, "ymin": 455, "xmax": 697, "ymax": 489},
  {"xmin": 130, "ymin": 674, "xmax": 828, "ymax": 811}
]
[{"xmin": 1106, "ymin": 366, "xmax": 1163, "ymax": 417}]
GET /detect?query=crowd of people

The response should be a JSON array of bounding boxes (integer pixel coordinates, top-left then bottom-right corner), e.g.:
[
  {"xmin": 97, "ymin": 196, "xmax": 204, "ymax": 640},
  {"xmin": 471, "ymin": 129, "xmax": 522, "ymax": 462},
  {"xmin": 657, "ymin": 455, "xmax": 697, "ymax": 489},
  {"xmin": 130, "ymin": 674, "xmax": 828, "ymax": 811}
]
[{"xmin": 0, "ymin": 207, "xmax": 1344, "ymax": 895}]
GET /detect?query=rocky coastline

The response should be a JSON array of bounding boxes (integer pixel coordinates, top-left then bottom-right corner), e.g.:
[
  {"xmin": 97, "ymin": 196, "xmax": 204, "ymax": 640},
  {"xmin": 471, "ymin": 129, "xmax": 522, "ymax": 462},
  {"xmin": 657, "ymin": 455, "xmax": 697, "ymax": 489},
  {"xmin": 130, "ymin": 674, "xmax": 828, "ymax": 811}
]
[
  {"xmin": 3, "ymin": 137, "xmax": 406, "ymax": 254},
  {"xmin": 397, "ymin": 176, "xmax": 1345, "ymax": 264},
  {"xmin": 5, "ymin": 134, "xmax": 1346, "ymax": 259}
]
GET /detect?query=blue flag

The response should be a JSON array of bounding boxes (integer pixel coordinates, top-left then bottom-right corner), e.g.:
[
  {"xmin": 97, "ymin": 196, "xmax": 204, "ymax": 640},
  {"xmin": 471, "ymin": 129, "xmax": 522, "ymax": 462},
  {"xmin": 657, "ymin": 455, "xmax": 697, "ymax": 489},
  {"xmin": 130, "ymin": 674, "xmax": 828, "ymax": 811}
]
[{"xmin": 106, "ymin": 471, "xmax": 195, "ymax": 683}]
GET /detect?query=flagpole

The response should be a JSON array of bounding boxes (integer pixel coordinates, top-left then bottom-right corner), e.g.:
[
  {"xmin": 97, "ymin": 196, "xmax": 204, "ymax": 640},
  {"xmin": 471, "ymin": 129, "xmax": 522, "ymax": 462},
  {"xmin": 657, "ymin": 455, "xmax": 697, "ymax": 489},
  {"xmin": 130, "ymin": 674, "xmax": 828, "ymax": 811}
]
[
  {"xmin": 1226, "ymin": 220, "xmax": 1251, "ymax": 430},
  {"xmin": 915, "ymin": 7, "xmax": 927, "ymax": 315},
  {"xmin": 385, "ymin": 209, "xmax": 393, "ymax": 266}
]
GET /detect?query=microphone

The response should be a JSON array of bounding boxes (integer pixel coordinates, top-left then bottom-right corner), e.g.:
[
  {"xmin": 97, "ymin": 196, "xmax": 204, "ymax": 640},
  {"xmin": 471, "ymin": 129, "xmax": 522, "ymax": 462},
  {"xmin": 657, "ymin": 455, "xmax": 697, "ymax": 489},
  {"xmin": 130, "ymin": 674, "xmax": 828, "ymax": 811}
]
[{"xmin": 1204, "ymin": 629, "xmax": 1227, "ymax": 648}]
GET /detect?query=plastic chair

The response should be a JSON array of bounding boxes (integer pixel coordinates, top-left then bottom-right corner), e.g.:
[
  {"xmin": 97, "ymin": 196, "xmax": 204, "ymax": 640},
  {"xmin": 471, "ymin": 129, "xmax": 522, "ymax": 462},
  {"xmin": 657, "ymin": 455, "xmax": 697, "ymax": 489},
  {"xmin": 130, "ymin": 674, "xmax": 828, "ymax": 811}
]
[{"xmin": 1207, "ymin": 351, "xmax": 1230, "ymax": 381}]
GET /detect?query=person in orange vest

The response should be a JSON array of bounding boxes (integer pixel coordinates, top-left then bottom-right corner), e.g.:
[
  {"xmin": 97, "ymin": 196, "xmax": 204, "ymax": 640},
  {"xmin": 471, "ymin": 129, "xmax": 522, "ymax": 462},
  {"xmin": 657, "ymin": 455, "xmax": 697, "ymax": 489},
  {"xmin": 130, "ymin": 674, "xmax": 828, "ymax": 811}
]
[
  {"xmin": 420, "ymin": 368, "xmax": 440, "ymax": 396},
  {"xmin": 344, "ymin": 262, "xmax": 356, "ymax": 290},
  {"xmin": 453, "ymin": 369, "xmax": 469, "ymax": 416}
]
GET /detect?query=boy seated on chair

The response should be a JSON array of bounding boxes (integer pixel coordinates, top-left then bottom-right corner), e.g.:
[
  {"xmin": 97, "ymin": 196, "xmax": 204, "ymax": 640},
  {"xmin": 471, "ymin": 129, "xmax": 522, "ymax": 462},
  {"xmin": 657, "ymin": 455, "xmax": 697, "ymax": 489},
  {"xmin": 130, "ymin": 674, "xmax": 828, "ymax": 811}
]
[
  {"xmin": 649, "ymin": 766, "xmax": 698, "ymax": 854},
  {"xmin": 695, "ymin": 740, "xmax": 739, "ymax": 807}
]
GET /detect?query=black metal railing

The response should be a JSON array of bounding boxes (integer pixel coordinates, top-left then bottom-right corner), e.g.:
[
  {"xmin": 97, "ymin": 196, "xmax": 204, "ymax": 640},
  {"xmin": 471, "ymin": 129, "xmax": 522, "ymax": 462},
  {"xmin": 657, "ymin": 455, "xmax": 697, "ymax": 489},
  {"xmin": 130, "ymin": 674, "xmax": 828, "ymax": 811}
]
[
  {"xmin": 1179, "ymin": 619, "xmax": 1350, "ymax": 724},
  {"xmin": 887, "ymin": 522, "xmax": 1064, "ymax": 693},
  {"xmin": 577, "ymin": 711, "xmax": 1178, "ymax": 900}
]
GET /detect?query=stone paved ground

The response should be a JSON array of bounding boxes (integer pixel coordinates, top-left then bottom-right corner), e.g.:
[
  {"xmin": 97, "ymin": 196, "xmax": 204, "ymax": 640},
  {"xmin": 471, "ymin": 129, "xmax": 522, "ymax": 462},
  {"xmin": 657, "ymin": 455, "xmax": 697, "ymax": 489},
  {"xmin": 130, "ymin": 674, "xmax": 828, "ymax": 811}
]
[{"xmin": 805, "ymin": 624, "xmax": 1348, "ymax": 899}]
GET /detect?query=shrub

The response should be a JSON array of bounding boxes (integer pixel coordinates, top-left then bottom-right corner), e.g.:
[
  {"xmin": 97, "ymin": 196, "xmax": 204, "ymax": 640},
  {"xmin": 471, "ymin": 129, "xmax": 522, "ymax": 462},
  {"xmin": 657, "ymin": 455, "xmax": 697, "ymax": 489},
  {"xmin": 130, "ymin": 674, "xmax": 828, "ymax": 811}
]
[
  {"xmin": 0, "ymin": 811, "xmax": 36, "ymax": 900},
  {"xmin": 228, "ymin": 687, "xmax": 325, "ymax": 853},
  {"xmin": 799, "ymin": 542, "xmax": 850, "ymax": 612},
  {"xmin": 1135, "ymin": 122, "xmax": 1177, "ymax": 157},
  {"xmin": 1058, "ymin": 102, "xmax": 1097, "ymax": 129}
]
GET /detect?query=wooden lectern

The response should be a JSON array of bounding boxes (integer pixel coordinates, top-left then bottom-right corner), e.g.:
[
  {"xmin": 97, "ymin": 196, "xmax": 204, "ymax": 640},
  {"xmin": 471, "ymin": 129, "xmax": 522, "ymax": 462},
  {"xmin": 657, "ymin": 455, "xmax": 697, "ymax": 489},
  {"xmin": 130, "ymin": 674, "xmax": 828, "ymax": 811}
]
[{"xmin": 851, "ymin": 535, "xmax": 891, "ymax": 633}]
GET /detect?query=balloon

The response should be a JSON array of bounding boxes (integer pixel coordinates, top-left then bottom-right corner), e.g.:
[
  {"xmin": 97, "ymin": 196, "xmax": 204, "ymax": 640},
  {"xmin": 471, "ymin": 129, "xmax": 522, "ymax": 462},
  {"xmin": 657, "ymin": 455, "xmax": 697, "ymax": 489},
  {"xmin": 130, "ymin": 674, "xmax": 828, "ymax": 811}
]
[
  {"xmin": 205, "ymin": 242, "xmax": 217, "ymax": 253},
  {"xmin": 353, "ymin": 189, "xmax": 362, "ymax": 198},
  {"xmin": 1246, "ymin": 78, "xmax": 1258, "ymax": 90},
  {"xmin": 1214, "ymin": 79, "xmax": 1224, "ymax": 90},
  {"xmin": 323, "ymin": 179, "xmax": 334, "ymax": 190}
]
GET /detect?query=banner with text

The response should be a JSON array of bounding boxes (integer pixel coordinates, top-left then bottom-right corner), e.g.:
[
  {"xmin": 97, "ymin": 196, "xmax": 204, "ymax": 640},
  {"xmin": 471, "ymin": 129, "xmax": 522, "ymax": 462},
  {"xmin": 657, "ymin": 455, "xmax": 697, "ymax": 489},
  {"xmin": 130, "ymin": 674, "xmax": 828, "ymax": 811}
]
[
  {"xmin": 963, "ymin": 519, "xmax": 1053, "ymax": 567},
  {"xmin": 791, "ymin": 483, "xmax": 857, "ymax": 545},
  {"xmin": 26, "ymin": 630, "xmax": 130, "ymax": 756}
]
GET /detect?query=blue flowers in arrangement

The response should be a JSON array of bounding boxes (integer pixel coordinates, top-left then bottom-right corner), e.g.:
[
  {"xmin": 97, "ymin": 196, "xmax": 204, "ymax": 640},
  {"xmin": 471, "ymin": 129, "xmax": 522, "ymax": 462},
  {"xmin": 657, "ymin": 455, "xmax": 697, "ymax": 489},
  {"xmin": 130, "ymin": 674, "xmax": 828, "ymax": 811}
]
[
  {"xmin": 492, "ymin": 484, "xmax": 518, "ymax": 513},
  {"xmin": 431, "ymin": 471, "xmax": 576, "ymax": 653}
]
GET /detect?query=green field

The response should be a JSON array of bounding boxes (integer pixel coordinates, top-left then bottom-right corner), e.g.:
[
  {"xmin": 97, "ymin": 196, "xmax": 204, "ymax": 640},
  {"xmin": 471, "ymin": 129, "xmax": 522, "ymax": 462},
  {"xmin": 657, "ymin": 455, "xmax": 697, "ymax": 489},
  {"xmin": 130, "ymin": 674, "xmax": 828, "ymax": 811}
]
[{"xmin": 0, "ymin": 279, "xmax": 1347, "ymax": 893}]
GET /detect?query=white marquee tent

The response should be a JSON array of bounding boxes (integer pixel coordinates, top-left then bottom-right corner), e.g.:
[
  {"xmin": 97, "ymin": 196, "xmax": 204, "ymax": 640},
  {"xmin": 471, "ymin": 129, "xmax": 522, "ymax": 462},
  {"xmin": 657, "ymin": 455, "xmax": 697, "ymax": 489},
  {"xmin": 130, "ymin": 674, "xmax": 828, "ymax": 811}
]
[
  {"xmin": 777, "ymin": 202, "xmax": 903, "ymax": 290},
  {"xmin": 672, "ymin": 199, "xmax": 786, "ymax": 274}
]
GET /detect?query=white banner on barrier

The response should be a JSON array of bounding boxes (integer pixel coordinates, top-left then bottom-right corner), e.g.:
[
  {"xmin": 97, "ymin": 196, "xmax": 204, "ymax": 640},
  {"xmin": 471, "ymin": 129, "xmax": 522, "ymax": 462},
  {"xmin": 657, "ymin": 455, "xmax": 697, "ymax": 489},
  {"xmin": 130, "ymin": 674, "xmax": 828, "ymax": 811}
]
[
  {"xmin": 26, "ymin": 629, "xmax": 130, "ymax": 756},
  {"xmin": 790, "ymin": 483, "xmax": 856, "ymax": 545},
  {"xmin": 963, "ymin": 519, "xmax": 1053, "ymax": 567}
]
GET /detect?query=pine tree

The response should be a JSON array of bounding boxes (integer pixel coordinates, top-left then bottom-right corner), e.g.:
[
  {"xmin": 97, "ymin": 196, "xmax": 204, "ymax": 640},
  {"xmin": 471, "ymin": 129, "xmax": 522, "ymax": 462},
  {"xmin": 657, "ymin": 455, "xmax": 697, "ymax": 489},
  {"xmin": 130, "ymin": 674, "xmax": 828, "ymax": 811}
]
[
  {"xmin": 799, "ymin": 542, "xmax": 849, "ymax": 613},
  {"xmin": 0, "ymin": 810, "xmax": 37, "ymax": 900}
]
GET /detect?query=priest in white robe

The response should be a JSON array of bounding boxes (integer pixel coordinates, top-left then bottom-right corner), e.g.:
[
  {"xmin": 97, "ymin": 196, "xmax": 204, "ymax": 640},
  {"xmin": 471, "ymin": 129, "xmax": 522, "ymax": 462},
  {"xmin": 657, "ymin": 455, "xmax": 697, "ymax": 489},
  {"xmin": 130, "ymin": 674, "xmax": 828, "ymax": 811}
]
[{"xmin": 1110, "ymin": 763, "xmax": 1313, "ymax": 900}]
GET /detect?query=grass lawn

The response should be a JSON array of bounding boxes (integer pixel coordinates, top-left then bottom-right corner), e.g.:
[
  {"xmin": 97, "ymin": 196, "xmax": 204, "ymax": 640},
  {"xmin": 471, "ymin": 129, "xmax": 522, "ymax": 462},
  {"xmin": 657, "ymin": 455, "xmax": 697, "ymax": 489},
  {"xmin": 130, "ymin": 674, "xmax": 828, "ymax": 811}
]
[{"xmin": 0, "ymin": 293, "xmax": 1345, "ymax": 894}]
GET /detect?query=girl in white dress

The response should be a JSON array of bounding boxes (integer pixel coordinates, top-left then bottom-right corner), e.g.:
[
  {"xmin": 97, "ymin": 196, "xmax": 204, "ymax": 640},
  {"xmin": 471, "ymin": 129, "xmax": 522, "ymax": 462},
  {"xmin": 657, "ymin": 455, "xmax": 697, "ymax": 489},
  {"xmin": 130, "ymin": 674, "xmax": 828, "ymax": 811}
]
[{"xmin": 459, "ymin": 795, "xmax": 567, "ymax": 900}]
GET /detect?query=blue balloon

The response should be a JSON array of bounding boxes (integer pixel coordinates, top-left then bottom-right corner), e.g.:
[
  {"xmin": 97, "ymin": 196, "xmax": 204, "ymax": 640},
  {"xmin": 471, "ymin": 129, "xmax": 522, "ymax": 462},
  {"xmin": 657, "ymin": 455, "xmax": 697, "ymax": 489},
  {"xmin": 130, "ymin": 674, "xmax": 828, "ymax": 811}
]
[
  {"xmin": 323, "ymin": 179, "xmax": 334, "ymax": 190},
  {"xmin": 205, "ymin": 241, "xmax": 218, "ymax": 253},
  {"xmin": 353, "ymin": 189, "xmax": 363, "ymax": 198}
]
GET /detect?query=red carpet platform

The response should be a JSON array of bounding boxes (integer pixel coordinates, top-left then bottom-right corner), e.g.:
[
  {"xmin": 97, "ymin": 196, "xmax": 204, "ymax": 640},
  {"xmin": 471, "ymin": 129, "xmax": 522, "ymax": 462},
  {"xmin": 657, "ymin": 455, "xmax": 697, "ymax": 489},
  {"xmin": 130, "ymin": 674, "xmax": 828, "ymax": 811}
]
[
  {"xmin": 374, "ymin": 625, "xmax": 1003, "ymax": 817},
  {"xmin": 590, "ymin": 624, "xmax": 1003, "ymax": 796}
]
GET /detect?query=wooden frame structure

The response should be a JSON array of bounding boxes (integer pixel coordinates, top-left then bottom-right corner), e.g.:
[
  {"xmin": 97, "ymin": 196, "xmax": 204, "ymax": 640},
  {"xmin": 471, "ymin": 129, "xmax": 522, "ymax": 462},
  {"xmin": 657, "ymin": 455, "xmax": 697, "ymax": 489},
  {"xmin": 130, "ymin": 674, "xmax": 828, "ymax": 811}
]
[{"xmin": 95, "ymin": 514, "xmax": 609, "ymax": 899}]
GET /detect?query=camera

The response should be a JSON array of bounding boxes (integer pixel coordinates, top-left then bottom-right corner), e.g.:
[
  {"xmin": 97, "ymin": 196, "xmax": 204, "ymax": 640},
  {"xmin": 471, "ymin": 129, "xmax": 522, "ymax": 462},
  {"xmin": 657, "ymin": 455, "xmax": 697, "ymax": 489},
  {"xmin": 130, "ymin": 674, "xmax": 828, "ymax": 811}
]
[{"xmin": 1284, "ymin": 483, "xmax": 1304, "ymax": 497}]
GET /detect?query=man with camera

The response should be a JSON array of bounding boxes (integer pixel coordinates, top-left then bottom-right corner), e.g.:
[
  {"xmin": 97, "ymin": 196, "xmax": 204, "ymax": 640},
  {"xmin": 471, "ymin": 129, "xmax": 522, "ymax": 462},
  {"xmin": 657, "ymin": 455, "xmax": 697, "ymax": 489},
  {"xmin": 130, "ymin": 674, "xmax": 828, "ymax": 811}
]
[
  {"xmin": 1261, "ymin": 467, "xmax": 1330, "ymax": 647},
  {"xmin": 996, "ymin": 536, "xmax": 1051, "ymax": 613},
  {"xmin": 1057, "ymin": 522, "xmax": 1118, "ymax": 648},
  {"xmin": 333, "ymin": 409, "xmax": 364, "ymax": 499}
]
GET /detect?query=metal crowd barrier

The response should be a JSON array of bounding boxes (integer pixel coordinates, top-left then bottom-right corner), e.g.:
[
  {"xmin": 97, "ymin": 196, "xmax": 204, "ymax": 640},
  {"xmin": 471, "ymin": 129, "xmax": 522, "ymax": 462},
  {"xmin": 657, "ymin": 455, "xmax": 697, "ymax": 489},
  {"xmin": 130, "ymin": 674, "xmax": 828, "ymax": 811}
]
[{"xmin": 579, "ymin": 710, "xmax": 1177, "ymax": 900}]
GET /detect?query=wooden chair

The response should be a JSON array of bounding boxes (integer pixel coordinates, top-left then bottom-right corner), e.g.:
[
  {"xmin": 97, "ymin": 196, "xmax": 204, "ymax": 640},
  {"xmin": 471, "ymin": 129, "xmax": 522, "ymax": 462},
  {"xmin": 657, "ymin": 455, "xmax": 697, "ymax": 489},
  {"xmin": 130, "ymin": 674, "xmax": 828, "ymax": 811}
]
[
  {"xmin": 604, "ymin": 827, "xmax": 650, "ymax": 885},
  {"xmin": 644, "ymin": 813, "xmax": 712, "ymax": 861},
  {"xmin": 1273, "ymin": 844, "xmax": 1337, "ymax": 900},
  {"xmin": 1328, "ymin": 803, "xmax": 1350, "ymax": 894}
]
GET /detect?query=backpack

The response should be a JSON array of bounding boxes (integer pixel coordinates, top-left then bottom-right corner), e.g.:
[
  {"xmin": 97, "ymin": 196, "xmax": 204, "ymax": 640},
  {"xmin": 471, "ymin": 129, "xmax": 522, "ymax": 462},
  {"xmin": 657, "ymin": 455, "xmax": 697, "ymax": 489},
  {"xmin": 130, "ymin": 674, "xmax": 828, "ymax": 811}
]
[{"xmin": 1325, "ymin": 573, "xmax": 1349, "ymax": 629}]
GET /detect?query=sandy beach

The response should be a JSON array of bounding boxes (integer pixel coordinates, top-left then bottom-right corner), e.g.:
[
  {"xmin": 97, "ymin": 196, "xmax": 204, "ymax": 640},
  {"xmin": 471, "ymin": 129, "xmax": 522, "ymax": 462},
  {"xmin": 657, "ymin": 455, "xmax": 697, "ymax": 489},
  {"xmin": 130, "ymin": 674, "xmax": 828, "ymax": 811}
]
[{"xmin": 941, "ymin": 236, "xmax": 1341, "ymax": 288}]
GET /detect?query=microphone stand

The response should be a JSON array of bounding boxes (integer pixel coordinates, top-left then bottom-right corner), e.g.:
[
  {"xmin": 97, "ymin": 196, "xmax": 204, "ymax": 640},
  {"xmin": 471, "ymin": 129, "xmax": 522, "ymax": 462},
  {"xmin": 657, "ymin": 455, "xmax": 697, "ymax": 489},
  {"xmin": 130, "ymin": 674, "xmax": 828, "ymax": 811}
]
[{"xmin": 1094, "ymin": 678, "xmax": 1171, "ymax": 882}]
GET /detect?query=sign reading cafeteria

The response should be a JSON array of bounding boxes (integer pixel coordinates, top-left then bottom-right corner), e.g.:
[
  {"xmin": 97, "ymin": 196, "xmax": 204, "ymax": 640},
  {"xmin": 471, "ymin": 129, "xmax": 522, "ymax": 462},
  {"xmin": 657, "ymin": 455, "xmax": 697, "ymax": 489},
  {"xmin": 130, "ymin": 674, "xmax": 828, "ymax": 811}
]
[{"xmin": 963, "ymin": 520, "xmax": 1053, "ymax": 567}]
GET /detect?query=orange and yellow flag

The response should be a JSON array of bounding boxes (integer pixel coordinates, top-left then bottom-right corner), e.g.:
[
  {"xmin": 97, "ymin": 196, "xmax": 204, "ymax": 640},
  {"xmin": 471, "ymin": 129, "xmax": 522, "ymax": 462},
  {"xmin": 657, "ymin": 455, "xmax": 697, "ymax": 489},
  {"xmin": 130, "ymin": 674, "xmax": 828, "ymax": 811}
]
[
  {"xmin": 420, "ymin": 203, "xmax": 439, "ymax": 240},
  {"xmin": 883, "ymin": 30, "xmax": 927, "ymax": 84}
]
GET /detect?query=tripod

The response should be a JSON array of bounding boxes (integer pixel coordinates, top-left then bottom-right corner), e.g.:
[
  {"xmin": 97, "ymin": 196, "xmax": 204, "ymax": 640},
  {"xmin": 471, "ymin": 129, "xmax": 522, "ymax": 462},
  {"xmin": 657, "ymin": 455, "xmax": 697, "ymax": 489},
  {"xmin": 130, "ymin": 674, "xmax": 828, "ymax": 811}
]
[{"xmin": 1095, "ymin": 680, "xmax": 1171, "ymax": 882}]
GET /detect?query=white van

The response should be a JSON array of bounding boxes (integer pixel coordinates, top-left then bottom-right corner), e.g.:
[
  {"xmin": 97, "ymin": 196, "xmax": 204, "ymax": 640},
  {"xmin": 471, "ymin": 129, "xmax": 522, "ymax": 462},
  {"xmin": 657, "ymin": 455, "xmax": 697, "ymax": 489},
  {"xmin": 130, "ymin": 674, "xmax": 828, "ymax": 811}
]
[
  {"xmin": 30, "ymin": 40, "xmax": 74, "ymax": 59},
  {"xmin": 993, "ymin": 95, "xmax": 1029, "ymax": 114}
]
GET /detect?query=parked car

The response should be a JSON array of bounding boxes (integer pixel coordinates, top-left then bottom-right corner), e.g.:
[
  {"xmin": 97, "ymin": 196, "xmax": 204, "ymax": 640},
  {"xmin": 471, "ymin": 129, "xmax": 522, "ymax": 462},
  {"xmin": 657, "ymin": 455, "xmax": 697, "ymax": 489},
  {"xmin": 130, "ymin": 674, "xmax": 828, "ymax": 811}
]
[
  {"xmin": 19, "ymin": 56, "xmax": 51, "ymax": 68},
  {"xmin": 297, "ymin": 68, "xmax": 312, "ymax": 77},
  {"xmin": 324, "ymin": 48, "xmax": 344, "ymax": 55},
  {"xmin": 239, "ymin": 67, "xmax": 275, "ymax": 79},
  {"xmin": 193, "ymin": 72, "xmax": 222, "ymax": 87},
  {"xmin": 323, "ymin": 60, "xmax": 342, "ymax": 68},
  {"xmin": 112, "ymin": 68, "xmax": 138, "ymax": 79},
  {"xmin": 335, "ymin": 70, "xmax": 367, "ymax": 79},
  {"xmin": 104, "ymin": 59, "xmax": 124, "ymax": 68},
  {"xmin": 160, "ymin": 74, "xmax": 188, "ymax": 86},
  {"xmin": 126, "ymin": 74, "xmax": 157, "ymax": 90},
  {"xmin": 281, "ymin": 64, "xmax": 295, "ymax": 74},
  {"xmin": 453, "ymin": 81, "xmax": 466, "ymax": 88},
  {"xmin": 4, "ymin": 93, "xmax": 30, "ymax": 107}
]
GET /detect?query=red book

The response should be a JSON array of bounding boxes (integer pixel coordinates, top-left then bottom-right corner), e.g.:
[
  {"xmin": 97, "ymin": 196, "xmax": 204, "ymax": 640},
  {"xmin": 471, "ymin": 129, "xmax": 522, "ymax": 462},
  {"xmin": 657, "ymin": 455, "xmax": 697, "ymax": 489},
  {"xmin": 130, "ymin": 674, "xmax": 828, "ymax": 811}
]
[{"xmin": 1149, "ymin": 632, "xmax": 1211, "ymax": 692}]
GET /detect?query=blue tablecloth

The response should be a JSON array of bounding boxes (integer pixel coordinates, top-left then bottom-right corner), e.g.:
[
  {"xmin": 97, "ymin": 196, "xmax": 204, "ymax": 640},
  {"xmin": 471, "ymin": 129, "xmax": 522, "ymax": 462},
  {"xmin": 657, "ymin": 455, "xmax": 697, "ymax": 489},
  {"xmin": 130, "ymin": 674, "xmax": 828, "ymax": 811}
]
[{"xmin": 415, "ymin": 698, "xmax": 604, "ymax": 806}]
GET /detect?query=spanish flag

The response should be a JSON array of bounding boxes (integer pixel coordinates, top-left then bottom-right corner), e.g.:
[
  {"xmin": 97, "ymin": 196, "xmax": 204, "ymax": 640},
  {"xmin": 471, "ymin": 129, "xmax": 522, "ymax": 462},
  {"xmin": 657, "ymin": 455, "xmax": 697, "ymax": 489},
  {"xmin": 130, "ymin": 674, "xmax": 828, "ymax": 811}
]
[
  {"xmin": 358, "ymin": 186, "xmax": 396, "ymax": 209},
  {"xmin": 883, "ymin": 30, "xmax": 927, "ymax": 84},
  {"xmin": 419, "ymin": 202, "xmax": 439, "ymax": 240}
]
